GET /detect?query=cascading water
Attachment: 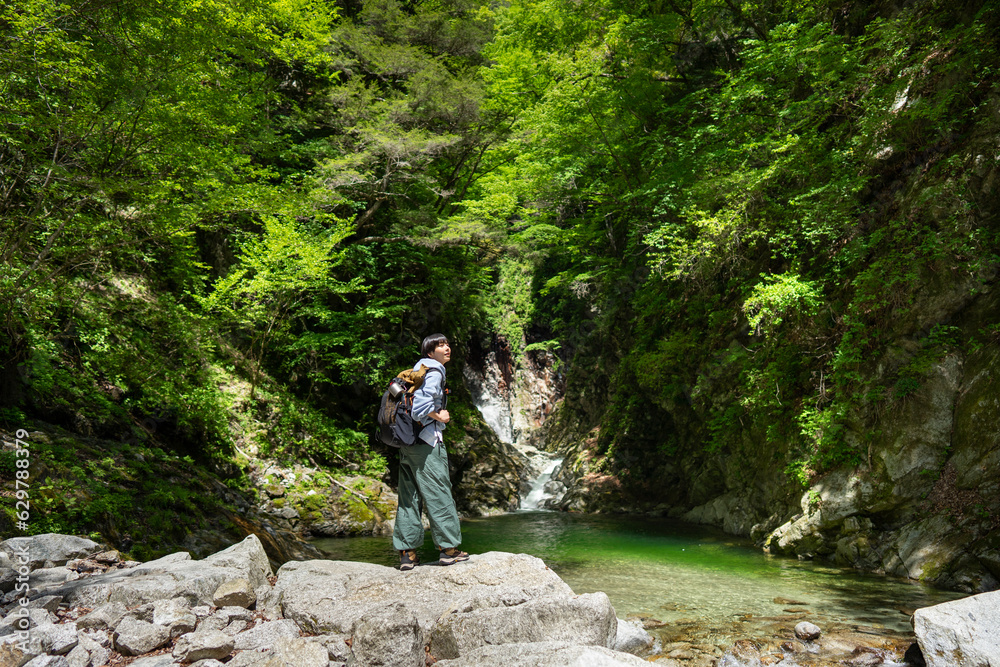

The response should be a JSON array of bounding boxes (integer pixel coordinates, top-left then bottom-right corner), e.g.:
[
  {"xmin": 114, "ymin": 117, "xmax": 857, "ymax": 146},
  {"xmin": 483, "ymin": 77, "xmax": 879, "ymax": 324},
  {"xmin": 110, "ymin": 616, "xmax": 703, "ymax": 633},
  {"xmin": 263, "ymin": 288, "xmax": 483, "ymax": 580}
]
[{"xmin": 464, "ymin": 342, "xmax": 566, "ymax": 510}]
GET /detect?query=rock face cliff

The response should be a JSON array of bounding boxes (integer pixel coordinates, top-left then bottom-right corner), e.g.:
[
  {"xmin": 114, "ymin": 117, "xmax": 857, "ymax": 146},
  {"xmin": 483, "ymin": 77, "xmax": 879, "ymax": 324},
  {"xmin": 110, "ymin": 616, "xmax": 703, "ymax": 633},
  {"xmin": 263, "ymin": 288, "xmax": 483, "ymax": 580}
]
[{"xmin": 543, "ymin": 279, "xmax": 1000, "ymax": 592}]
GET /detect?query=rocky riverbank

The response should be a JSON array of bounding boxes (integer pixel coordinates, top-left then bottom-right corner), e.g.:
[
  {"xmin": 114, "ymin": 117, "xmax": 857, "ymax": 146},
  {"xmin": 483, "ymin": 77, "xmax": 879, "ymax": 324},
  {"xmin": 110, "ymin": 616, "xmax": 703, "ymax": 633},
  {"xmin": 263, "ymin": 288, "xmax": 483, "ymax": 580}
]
[{"xmin": 2, "ymin": 533, "xmax": 997, "ymax": 667}]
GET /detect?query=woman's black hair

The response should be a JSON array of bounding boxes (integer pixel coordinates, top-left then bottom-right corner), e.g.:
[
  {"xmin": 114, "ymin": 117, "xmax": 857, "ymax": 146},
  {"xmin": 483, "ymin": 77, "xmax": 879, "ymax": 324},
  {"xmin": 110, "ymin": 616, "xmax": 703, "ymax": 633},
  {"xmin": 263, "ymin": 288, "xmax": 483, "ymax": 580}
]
[{"xmin": 421, "ymin": 333, "xmax": 449, "ymax": 357}]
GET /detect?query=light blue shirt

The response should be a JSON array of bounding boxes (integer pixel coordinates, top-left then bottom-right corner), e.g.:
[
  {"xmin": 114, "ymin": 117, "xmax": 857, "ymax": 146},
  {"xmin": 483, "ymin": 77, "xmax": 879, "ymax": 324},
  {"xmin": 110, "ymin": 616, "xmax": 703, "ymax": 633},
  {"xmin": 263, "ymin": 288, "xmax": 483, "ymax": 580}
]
[{"xmin": 411, "ymin": 358, "xmax": 446, "ymax": 446}]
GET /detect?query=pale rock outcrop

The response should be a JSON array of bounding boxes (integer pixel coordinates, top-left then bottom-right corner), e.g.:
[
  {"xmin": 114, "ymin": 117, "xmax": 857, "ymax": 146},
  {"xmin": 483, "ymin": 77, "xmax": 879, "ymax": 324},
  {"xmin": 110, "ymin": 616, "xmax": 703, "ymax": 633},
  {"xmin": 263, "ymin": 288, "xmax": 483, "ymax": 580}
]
[
  {"xmin": 351, "ymin": 602, "xmax": 424, "ymax": 667},
  {"xmin": 0, "ymin": 535, "xmax": 103, "ymax": 571},
  {"xmin": 274, "ymin": 551, "xmax": 572, "ymax": 636},
  {"xmin": 428, "ymin": 592, "xmax": 618, "ymax": 659},
  {"xmin": 433, "ymin": 640, "xmax": 649, "ymax": 666},
  {"xmin": 43, "ymin": 535, "xmax": 272, "ymax": 609},
  {"xmin": 914, "ymin": 590, "xmax": 1000, "ymax": 667}
]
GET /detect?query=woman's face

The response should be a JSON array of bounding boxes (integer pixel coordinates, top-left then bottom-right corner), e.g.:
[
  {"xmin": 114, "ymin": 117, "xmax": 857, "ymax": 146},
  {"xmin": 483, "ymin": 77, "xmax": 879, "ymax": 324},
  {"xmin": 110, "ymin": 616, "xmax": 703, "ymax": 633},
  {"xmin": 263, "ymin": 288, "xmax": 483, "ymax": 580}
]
[{"xmin": 428, "ymin": 340, "xmax": 451, "ymax": 365}]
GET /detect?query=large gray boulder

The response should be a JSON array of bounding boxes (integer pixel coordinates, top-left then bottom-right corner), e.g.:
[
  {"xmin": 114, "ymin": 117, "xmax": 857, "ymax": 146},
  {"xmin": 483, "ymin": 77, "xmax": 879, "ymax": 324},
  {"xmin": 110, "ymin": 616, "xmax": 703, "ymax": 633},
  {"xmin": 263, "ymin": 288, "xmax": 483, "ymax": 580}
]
[
  {"xmin": 428, "ymin": 592, "xmax": 618, "ymax": 660},
  {"xmin": 433, "ymin": 640, "xmax": 649, "ymax": 666},
  {"xmin": 914, "ymin": 590, "xmax": 1000, "ymax": 666},
  {"xmin": 0, "ymin": 535, "xmax": 103, "ymax": 571},
  {"xmin": 42, "ymin": 535, "xmax": 272, "ymax": 609},
  {"xmin": 351, "ymin": 602, "xmax": 424, "ymax": 667},
  {"xmin": 274, "ymin": 551, "xmax": 572, "ymax": 636}
]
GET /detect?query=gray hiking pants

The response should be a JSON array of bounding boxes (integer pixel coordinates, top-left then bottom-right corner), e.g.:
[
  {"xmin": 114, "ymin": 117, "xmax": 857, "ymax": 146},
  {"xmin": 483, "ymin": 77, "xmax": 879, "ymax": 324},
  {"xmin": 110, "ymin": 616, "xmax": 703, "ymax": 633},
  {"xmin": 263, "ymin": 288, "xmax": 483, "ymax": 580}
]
[{"xmin": 392, "ymin": 442, "xmax": 462, "ymax": 551}]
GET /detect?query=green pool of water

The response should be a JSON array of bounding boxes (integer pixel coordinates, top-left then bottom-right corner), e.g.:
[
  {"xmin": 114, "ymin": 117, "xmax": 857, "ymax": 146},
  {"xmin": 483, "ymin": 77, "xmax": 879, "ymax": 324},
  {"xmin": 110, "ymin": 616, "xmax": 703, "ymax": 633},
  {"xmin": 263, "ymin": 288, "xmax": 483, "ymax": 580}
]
[{"xmin": 311, "ymin": 511, "xmax": 964, "ymax": 635}]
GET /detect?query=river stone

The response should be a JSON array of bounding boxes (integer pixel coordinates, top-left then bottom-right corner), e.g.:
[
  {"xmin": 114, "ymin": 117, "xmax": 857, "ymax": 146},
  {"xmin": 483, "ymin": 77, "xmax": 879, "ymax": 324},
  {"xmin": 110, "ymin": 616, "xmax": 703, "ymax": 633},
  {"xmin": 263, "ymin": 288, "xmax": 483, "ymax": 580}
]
[
  {"xmin": 43, "ymin": 535, "xmax": 272, "ymax": 609},
  {"xmin": 77, "ymin": 601, "xmax": 128, "ymax": 630},
  {"xmin": 112, "ymin": 616, "xmax": 170, "ymax": 655},
  {"xmin": 433, "ymin": 640, "xmax": 648, "ymax": 666},
  {"xmin": 213, "ymin": 578, "xmax": 256, "ymax": 609},
  {"xmin": 614, "ymin": 618, "xmax": 654, "ymax": 656},
  {"xmin": 429, "ymin": 592, "xmax": 618, "ymax": 659},
  {"xmin": 0, "ymin": 535, "xmax": 103, "ymax": 571},
  {"xmin": 913, "ymin": 590, "xmax": 1000, "ymax": 667},
  {"xmin": 233, "ymin": 619, "xmax": 300, "ymax": 650},
  {"xmin": 274, "ymin": 551, "xmax": 572, "ymax": 635},
  {"xmin": 794, "ymin": 621, "xmax": 822, "ymax": 641},
  {"xmin": 173, "ymin": 630, "xmax": 235, "ymax": 662},
  {"xmin": 190, "ymin": 661, "xmax": 227, "ymax": 667}
]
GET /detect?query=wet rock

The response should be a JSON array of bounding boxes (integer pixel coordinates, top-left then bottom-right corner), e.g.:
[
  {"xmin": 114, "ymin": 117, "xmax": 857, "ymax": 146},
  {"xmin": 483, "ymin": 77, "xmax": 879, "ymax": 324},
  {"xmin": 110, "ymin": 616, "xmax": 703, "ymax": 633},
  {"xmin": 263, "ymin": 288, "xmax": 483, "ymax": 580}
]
[
  {"xmin": 173, "ymin": 630, "xmax": 235, "ymax": 662},
  {"xmin": 913, "ymin": 590, "xmax": 1000, "ymax": 667},
  {"xmin": 433, "ymin": 640, "xmax": 648, "ymax": 666},
  {"xmin": 847, "ymin": 646, "xmax": 885, "ymax": 666},
  {"xmin": 213, "ymin": 578, "xmax": 256, "ymax": 608},
  {"xmin": 794, "ymin": 621, "xmax": 822, "ymax": 640},
  {"xmin": 614, "ymin": 618, "xmax": 655, "ymax": 656}
]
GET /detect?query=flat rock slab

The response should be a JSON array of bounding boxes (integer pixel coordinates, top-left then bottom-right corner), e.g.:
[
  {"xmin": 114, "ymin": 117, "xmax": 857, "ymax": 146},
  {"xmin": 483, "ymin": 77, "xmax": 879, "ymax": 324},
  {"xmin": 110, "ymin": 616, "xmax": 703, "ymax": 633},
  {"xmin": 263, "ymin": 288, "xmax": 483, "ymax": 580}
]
[
  {"xmin": 275, "ymin": 551, "xmax": 573, "ymax": 635},
  {"xmin": 1, "ymin": 535, "xmax": 103, "ymax": 571},
  {"xmin": 914, "ymin": 590, "xmax": 1000, "ymax": 667},
  {"xmin": 433, "ymin": 640, "xmax": 649, "ymax": 666}
]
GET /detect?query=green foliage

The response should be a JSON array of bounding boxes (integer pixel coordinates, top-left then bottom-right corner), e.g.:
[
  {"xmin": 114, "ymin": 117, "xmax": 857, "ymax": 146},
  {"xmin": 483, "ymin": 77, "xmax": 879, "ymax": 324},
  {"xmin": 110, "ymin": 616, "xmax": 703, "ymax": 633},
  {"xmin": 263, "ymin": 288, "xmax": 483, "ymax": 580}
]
[{"xmin": 743, "ymin": 273, "xmax": 821, "ymax": 337}]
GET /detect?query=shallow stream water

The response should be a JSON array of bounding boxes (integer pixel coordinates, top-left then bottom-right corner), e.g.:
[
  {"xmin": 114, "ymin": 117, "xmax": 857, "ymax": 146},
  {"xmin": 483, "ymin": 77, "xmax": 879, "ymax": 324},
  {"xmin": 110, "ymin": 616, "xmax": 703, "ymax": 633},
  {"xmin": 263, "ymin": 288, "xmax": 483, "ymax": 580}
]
[{"xmin": 311, "ymin": 510, "xmax": 963, "ymax": 648}]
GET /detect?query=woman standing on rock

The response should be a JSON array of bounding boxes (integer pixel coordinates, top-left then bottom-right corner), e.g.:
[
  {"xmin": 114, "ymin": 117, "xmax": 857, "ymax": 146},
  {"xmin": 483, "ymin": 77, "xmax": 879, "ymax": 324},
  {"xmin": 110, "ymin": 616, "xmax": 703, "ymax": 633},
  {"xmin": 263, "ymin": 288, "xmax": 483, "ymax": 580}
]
[{"xmin": 393, "ymin": 333, "xmax": 471, "ymax": 571}]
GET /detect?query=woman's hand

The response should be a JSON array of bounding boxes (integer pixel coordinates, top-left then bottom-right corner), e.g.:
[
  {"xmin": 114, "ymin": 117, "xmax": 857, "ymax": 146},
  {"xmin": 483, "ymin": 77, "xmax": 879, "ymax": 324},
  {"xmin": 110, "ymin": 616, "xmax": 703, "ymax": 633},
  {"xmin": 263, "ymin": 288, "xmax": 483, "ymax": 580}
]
[{"xmin": 429, "ymin": 409, "xmax": 451, "ymax": 424}]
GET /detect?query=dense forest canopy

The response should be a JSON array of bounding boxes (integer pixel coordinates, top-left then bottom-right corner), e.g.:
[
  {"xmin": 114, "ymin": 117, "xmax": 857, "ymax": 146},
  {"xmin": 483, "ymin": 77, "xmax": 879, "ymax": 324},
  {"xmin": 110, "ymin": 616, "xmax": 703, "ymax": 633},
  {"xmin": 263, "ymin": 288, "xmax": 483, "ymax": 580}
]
[{"xmin": 2, "ymin": 0, "xmax": 998, "ymax": 527}]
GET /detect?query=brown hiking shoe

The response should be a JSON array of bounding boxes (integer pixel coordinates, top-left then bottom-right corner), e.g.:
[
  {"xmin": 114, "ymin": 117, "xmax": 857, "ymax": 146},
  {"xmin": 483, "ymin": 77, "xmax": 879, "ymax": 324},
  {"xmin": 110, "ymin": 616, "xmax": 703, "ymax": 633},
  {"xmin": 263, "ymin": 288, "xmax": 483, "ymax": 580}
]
[
  {"xmin": 400, "ymin": 549, "xmax": 419, "ymax": 571},
  {"xmin": 438, "ymin": 547, "xmax": 470, "ymax": 565}
]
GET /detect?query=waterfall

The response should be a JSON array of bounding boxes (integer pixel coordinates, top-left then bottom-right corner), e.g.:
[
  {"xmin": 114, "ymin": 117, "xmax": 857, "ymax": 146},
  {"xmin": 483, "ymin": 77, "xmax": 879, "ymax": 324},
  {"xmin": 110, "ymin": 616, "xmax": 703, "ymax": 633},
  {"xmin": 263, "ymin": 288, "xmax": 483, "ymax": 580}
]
[
  {"xmin": 519, "ymin": 450, "xmax": 565, "ymax": 511},
  {"xmin": 464, "ymin": 342, "xmax": 566, "ymax": 510}
]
